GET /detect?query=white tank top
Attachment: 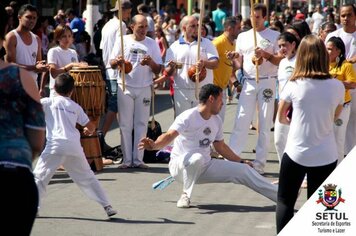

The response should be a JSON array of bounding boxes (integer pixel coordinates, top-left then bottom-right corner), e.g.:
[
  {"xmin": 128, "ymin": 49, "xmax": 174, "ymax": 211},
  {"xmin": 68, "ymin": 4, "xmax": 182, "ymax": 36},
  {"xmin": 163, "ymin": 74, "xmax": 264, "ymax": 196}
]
[{"xmin": 12, "ymin": 30, "xmax": 39, "ymax": 83}]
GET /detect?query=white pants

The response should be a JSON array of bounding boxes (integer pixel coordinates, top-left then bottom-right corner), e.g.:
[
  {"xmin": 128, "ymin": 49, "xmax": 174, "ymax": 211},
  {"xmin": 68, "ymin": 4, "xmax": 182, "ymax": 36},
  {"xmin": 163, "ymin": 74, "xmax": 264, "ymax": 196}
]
[
  {"xmin": 274, "ymin": 118, "xmax": 290, "ymax": 163},
  {"xmin": 117, "ymin": 85, "xmax": 151, "ymax": 166},
  {"xmin": 174, "ymin": 88, "xmax": 199, "ymax": 117},
  {"xmin": 229, "ymin": 78, "xmax": 276, "ymax": 169},
  {"xmin": 33, "ymin": 149, "xmax": 110, "ymax": 208},
  {"xmin": 334, "ymin": 103, "xmax": 350, "ymax": 164},
  {"xmin": 169, "ymin": 153, "xmax": 277, "ymax": 202},
  {"xmin": 345, "ymin": 93, "xmax": 356, "ymax": 154},
  {"xmin": 218, "ymin": 89, "xmax": 228, "ymax": 122}
]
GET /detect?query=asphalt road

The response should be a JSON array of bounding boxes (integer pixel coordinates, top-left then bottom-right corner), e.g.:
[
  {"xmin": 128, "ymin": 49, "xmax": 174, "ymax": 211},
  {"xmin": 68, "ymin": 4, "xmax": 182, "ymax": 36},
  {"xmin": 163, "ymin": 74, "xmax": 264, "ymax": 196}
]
[{"xmin": 31, "ymin": 90, "xmax": 307, "ymax": 236}]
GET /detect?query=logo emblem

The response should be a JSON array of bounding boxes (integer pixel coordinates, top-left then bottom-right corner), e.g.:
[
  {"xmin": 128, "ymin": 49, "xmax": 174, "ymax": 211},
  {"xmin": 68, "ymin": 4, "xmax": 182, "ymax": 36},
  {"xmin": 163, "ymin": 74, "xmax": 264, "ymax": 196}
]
[
  {"xmin": 143, "ymin": 98, "xmax": 150, "ymax": 106},
  {"xmin": 316, "ymin": 184, "xmax": 345, "ymax": 211},
  {"xmin": 203, "ymin": 127, "xmax": 211, "ymax": 135},
  {"xmin": 262, "ymin": 88, "xmax": 273, "ymax": 102},
  {"xmin": 335, "ymin": 119, "xmax": 343, "ymax": 126}
]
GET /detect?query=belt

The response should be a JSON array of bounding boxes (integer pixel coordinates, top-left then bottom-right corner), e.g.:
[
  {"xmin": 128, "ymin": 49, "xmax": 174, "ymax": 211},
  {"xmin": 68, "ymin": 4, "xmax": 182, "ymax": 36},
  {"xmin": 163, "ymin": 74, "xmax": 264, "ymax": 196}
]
[{"xmin": 343, "ymin": 101, "xmax": 351, "ymax": 107}]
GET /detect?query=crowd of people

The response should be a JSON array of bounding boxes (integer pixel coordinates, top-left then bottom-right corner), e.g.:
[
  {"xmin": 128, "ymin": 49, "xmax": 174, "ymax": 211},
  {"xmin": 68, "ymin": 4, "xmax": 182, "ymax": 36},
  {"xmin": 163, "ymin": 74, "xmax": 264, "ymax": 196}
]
[{"xmin": 0, "ymin": 1, "xmax": 355, "ymax": 235}]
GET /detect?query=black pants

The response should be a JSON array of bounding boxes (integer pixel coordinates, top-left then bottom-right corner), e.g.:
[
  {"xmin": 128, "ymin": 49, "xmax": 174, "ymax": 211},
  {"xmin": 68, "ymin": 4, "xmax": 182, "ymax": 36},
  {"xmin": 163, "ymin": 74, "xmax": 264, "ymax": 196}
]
[
  {"xmin": 0, "ymin": 165, "xmax": 39, "ymax": 236},
  {"xmin": 276, "ymin": 153, "xmax": 337, "ymax": 233}
]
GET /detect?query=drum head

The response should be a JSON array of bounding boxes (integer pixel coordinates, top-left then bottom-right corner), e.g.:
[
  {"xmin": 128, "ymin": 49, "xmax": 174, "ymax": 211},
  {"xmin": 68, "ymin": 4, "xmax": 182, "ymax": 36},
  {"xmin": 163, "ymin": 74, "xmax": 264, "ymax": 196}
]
[{"xmin": 72, "ymin": 65, "xmax": 99, "ymax": 70}]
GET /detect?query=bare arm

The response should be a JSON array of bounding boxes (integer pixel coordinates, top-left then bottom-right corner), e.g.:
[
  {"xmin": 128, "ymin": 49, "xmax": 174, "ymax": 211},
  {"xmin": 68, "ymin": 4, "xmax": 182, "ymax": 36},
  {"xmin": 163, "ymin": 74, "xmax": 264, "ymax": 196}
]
[
  {"xmin": 255, "ymin": 47, "xmax": 284, "ymax": 66},
  {"xmin": 83, "ymin": 120, "xmax": 96, "ymax": 136},
  {"xmin": 141, "ymin": 55, "xmax": 163, "ymax": 74},
  {"xmin": 198, "ymin": 58, "xmax": 219, "ymax": 70},
  {"xmin": 20, "ymin": 68, "xmax": 45, "ymax": 159},
  {"xmin": 278, "ymin": 99, "xmax": 292, "ymax": 125},
  {"xmin": 5, "ymin": 33, "xmax": 49, "ymax": 73},
  {"xmin": 213, "ymin": 140, "xmax": 245, "ymax": 163},
  {"xmin": 334, "ymin": 104, "xmax": 343, "ymax": 121},
  {"xmin": 138, "ymin": 129, "xmax": 179, "ymax": 151}
]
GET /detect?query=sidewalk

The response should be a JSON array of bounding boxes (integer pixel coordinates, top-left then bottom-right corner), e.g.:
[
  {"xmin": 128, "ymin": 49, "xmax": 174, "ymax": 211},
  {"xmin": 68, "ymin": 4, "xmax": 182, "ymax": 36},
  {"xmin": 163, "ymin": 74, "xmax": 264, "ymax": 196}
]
[{"xmin": 31, "ymin": 90, "xmax": 307, "ymax": 236}]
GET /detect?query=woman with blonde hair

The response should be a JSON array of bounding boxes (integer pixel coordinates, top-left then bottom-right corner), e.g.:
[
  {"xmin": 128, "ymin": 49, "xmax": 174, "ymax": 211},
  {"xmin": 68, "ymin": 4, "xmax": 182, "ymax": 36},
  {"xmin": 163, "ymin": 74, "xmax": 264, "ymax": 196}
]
[{"xmin": 276, "ymin": 35, "xmax": 345, "ymax": 233}]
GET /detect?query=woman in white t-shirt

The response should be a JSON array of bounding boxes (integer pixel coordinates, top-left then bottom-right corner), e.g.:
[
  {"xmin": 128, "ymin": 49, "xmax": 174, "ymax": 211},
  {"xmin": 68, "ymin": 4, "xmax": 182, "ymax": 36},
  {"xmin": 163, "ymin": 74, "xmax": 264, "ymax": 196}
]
[
  {"xmin": 274, "ymin": 32, "xmax": 299, "ymax": 162},
  {"xmin": 276, "ymin": 35, "xmax": 345, "ymax": 233},
  {"xmin": 41, "ymin": 25, "xmax": 87, "ymax": 97}
]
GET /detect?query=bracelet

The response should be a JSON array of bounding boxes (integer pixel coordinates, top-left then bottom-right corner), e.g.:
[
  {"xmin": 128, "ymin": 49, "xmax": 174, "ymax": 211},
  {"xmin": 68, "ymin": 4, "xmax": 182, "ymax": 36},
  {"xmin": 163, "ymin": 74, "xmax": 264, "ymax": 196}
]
[{"xmin": 64, "ymin": 66, "xmax": 68, "ymax": 72}]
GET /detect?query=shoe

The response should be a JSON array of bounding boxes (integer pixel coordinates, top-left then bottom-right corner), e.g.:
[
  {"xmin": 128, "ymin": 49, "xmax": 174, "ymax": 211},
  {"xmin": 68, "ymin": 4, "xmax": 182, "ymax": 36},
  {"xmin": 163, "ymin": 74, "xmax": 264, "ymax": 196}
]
[
  {"xmin": 118, "ymin": 164, "xmax": 129, "ymax": 169},
  {"xmin": 177, "ymin": 193, "xmax": 190, "ymax": 208},
  {"xmin": 253, "ymin": 165, "xmax": 265, "ymax": 175},
  {"xmin": 104, "ymin": 205, "xmax": 117, "ymax": 217},
  {"xmin": 136, "ymin": 163, "xmax": 149, "ymax": 169}
]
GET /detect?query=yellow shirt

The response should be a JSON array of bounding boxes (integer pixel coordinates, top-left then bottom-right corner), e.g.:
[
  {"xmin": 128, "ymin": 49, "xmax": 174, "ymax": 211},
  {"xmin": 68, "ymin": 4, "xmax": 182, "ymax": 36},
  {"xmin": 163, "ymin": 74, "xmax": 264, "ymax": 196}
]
[
  {"xmin": 212, "ymin": 34, "xmax": 235, "ymax": 89},
  {"xmin": 329, "ymin": 61, "xmax": 356, "ymax": 103}
]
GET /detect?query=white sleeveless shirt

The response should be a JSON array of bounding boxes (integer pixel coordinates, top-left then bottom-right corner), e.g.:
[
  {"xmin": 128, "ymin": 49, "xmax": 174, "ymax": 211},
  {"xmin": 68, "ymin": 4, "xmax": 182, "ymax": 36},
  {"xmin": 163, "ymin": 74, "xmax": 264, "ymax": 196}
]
[{"xmin": 12, "ymin": 30, "xmax": 39, "ymax": 83}]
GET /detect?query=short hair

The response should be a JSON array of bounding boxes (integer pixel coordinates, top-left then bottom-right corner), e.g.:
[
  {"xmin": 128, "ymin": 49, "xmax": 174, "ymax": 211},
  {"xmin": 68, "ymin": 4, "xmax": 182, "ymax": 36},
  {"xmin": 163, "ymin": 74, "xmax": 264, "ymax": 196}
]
[
  {"xmin": 0, "ymin": 4, "xmax": 8, "ymax": 40},
  {"xmin": 293, "ymin": 21, "xmax": 312, "ymax": 39},
  {"xmin": 270, "ymin": 20, "xmax": 284, "ymax": 32},
  {"xmin": 327, "ymin": 36, "xmax": 346, "ymax": 68},
  {"xmin": 223, "ymin": 16, "xmax": 238, "ymax": 29},
  {"xmin": 199, "ymin": 84, "xmax": 223, "ymax": 104},
  {"xmin": 217, "ymin": 2, "xmax": 224, "ymax": 9},
  {"xmin": 137, "ymin": 3, "xmax": 149, "ymax": 13},
  {"xmin": 278, "ymin": 32, "xmax": 299, "ymax": 50},
  {"xmin": 290, "ymin": 35, "xmax": 330, "ymax": 81},
  {"xmin": 18, "ymin": 4, "xmax": 38, "ymax": 17},
  {"xmin": 320, "ymin": 22, "xmax": 337, "ymax": 32},
  {"xmin": 341, "ymin": 4, "xmax": 356, "ymax": 15},
  {"xmin": 65, "ymin": 8, "xmax": 76, "ymax": 16},
  {"xmin": 54, "ymin": 73, "xmax": 75, "ymax": 95},
  {"xmin": 54, "ymin": 25, "xmax": 73, "ymax": 44},
  {"xmin": 253, "ymin": 3, "xmax": 267, "ymax": 17}
]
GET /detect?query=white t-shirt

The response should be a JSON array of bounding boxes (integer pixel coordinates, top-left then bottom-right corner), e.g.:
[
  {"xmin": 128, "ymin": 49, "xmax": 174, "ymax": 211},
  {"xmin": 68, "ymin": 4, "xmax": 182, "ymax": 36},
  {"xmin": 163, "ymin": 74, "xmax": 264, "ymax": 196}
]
[
  {"xmin": 110, "ymin": 35, "xmax": 162, "ymax": 88},
  {"xmin": 165, "ymin": 36, "xmax": 219, "ymax": 89},
  {"xmin": 312, "ymin": 12, "xmax": 324, "ymax": 34},
  {"xmin": 169, "ymin": 107, "xmax": 224, "ymax": 163},
  {"xmin": 12, "ymin": 30, "xmax": 39, "ymax": 83},
  {"xmin": 236, "ymin": 28, "xmax": 280, "ymax": 78},
  {"xmin": 100, "ymin": 16, "xmax": 127, "ymax": 80},
  {"xmin": 47, "ymin": 46, "xmax": 78, "ymax": 91},
  {"xmin": 41, "ymin": 96, "xmax": 89, "ymax": 155},
  {"xmin": 281, "ymin": 78, "xmax": 344, "ymax": 167},
  {"xmin": 325, "ymin": 28, "xmax": 356, "ymax": 71},
  {"xmin": 277, "ymin": 56, "xmax": 296, "ymax": 94}
]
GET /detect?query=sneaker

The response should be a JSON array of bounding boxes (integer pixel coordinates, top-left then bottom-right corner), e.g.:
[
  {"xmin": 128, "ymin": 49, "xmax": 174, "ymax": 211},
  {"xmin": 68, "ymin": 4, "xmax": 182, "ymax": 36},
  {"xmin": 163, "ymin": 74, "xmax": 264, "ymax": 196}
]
[
  {"xmin": 135, "ymin": 163, "xmax": 149, "ymax": 169},
  {"xmin": 177, "ymin": 193, "xmax": 190, "ymax": 208},
  {"xmin": 104, "ymin": 205, "xmax": 117, "ymax": 217}
]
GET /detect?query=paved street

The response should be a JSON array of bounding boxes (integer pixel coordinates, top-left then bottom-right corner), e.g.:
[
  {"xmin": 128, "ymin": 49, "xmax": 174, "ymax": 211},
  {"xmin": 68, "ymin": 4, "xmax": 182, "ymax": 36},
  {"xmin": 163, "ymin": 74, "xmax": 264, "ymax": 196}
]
[{"xmin": 31, "ymin": 90, "xmax": 306, "ymax": 236}]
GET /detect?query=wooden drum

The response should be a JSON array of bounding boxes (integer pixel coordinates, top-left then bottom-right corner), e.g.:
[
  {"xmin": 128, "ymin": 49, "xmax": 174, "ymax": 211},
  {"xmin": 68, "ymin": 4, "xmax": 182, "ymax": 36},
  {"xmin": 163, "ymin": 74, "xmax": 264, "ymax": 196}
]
[{"xmin": 70, "ymin": 66, "xmax": 105, "ymax": 171}]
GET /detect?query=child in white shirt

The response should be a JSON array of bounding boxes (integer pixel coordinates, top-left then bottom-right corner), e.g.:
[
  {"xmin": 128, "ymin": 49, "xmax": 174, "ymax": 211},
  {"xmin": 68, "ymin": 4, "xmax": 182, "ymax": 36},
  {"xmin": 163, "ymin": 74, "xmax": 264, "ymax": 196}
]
[{"xmin": 34, "ymin": 73, "xmax": 117, "ymax": 217}]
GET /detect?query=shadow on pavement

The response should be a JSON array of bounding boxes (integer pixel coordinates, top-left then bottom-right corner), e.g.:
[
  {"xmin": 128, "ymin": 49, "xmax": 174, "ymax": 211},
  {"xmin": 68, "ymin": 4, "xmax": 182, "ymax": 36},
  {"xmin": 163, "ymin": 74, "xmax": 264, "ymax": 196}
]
[
  {"xmin": 195, "ymin": 204, "xmax": 276, "ymax": 214},
  {"xmin": 37, "ymin": 216, "xmax": 194, "ymax": 225}
]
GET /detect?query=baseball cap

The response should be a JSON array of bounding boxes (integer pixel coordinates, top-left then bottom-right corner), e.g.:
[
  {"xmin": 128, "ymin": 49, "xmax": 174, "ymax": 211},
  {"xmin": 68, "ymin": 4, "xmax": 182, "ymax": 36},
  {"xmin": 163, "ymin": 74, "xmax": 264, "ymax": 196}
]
[
  {"xmin": 295, "ymin": 13, "xmax": 305, "ymax": 20},
  {"xmin": 110, "ymin": 0, "xmax": 132, "ymax": 12}
]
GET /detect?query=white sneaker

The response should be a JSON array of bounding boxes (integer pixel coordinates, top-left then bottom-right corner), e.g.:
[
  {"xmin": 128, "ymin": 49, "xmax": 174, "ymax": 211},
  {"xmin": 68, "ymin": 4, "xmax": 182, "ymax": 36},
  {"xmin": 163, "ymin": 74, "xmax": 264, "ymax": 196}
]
[
  {"xmin": 177, "ymin": 193, "xmax": 190, "ymax": 208},
  {"xmin": 104, "ymin": 205, "xmax": 118, "ymax": 217}
]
